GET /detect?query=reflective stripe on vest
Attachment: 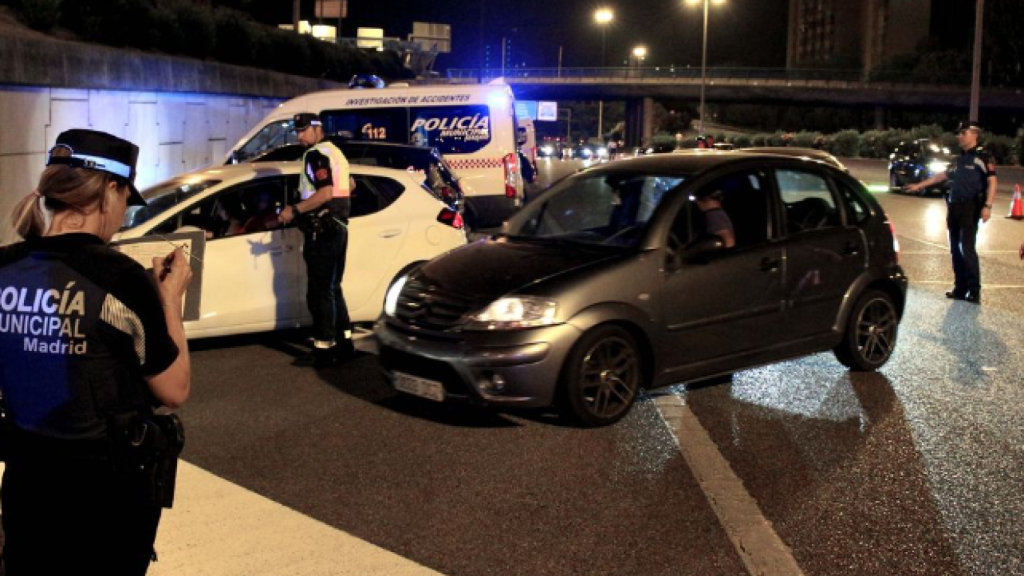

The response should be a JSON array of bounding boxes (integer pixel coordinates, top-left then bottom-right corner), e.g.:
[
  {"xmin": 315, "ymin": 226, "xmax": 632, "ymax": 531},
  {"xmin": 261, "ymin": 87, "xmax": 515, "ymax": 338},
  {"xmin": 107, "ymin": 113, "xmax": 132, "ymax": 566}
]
[{"xmin": 299, "ymin": 141, "xmax": 349, "ymax": 200}]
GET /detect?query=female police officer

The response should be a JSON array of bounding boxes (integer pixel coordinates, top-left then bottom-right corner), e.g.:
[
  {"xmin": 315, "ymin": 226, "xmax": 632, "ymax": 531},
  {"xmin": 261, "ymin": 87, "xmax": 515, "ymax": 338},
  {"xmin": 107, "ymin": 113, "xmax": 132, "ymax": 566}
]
[{"xmin": 0, "ymin": 129, "xmax": 191, "ymax": 574}]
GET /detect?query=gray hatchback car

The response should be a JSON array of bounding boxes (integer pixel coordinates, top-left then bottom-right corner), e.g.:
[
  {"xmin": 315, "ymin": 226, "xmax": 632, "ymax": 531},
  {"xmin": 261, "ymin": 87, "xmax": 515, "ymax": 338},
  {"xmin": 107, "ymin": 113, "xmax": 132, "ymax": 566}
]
[{"xmin": 375, "ymin": 153, "xmax": 908, "ymax": 426}]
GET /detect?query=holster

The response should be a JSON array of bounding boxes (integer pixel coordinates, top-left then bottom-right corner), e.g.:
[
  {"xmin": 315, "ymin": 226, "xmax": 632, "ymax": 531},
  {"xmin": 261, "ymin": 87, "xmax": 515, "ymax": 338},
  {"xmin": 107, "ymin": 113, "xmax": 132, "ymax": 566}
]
[
  {"xmin": 297, "ymin": 210, "xmax": 347, "ymax": 240},
  {"xmin": 109, "ymin": 412, "xmax": 185, "ymax": 508}
]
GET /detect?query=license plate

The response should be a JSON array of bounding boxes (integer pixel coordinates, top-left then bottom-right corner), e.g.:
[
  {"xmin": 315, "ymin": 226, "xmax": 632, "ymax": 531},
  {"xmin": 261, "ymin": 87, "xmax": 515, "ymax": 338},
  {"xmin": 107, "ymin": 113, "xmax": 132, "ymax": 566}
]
[{"xmin": 393, "ymin": 372, "xmax": 445, "ymax": 402}]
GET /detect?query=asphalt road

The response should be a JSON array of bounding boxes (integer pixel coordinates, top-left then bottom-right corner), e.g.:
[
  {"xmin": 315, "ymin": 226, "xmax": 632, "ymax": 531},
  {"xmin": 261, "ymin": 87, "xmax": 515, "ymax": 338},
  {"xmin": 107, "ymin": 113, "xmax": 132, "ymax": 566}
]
[
  {"xmin": 168, "ymin": 157, "xmax": 1024, "ymax": 575},
  {"xmin": 7, "ymin": 157, "xmax": 1023, "ymax": 576}
]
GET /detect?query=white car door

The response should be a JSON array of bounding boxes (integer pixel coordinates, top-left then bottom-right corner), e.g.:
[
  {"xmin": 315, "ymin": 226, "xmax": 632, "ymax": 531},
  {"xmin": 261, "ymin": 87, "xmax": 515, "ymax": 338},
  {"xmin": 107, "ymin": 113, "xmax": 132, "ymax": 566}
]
[
  {"xmin": 177, "ymin": 177, "xmax": 303, "ymax": 337},
  {"xmin": 292, "ymin": 173, "xmax": 410, "ymax": 323}
]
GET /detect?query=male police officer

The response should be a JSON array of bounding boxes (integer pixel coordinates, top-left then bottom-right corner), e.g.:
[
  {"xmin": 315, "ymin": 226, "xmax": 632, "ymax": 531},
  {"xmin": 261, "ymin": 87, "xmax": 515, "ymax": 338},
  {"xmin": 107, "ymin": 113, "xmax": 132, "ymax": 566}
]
[
  {"xmin": 907, "ymin": 120, "xmax": 997, "ymax": 304},
  {"xmin": 278, "ymin": 113, "xmax": 355, "ymax": 366}
]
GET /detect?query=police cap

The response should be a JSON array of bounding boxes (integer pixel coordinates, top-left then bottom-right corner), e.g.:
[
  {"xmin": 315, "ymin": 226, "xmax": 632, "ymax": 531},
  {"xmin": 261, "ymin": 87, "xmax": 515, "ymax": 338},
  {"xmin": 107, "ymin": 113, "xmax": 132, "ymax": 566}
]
[
  {"xmin": 292, "ymin": 113, "xmax": 322, "ymax": 131},
  {"xmin": 47, "ymin": 129, "xmax": 145, "ymax": 206},
  {"xmin": 956, "ymin": 120, "xmax": 983, "ymax": 133}
]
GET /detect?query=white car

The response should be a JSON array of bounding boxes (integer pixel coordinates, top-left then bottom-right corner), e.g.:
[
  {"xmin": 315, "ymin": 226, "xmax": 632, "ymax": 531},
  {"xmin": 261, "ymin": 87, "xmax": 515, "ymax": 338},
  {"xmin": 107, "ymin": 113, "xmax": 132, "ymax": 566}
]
[{"xmin": 116, "ymin": 162, "xmax": 467, "ymax": 339}]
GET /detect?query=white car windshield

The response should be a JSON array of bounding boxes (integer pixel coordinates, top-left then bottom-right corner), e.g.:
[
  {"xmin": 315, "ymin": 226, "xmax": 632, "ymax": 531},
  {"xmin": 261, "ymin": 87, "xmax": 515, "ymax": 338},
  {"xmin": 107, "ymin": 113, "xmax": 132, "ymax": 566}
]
[
  {"xmin": 122, "ymin": 179, "xmax": 221, "ymax": 230},
  {"xmin": 508, "ymin": 173, "xmax": 686, "ymax": 247}
]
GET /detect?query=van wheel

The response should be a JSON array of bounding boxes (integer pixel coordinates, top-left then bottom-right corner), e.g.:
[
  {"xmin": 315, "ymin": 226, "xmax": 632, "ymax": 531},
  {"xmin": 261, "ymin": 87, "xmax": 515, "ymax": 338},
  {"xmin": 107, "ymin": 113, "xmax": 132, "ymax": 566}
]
[
  {"xmin": 889, "ymin": 171, "xmax": 901, "ymax": 192},
  {"xmin": 560, "ymin": 326, "xmax": 643, "ymax": 427},
  {"xmin": 834, "ymin": 290, "xmax": 898, "ymax": 371}
]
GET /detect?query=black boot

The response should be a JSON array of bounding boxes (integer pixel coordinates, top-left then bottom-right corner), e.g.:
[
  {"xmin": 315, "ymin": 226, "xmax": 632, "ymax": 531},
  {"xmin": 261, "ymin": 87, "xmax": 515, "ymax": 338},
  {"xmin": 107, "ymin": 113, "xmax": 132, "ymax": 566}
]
[
  {"xmin": 293, "ymin": 346, "xmax": 337, "ymax": 368},
  {"xmin": 334, "ymin": 339, "xmax": 357, "ymax": 364}
]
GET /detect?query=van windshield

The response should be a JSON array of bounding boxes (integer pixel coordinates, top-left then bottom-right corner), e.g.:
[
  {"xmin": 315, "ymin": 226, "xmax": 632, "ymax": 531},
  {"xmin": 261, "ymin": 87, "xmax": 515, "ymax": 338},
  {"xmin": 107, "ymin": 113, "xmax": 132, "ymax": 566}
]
[
  {"xmin": 321, "ymin": 105, "xmax": 492, "ymax": 154},
  {"xmin": 233, "ymin": 120, "xmax": 299, "ymax": 163}
]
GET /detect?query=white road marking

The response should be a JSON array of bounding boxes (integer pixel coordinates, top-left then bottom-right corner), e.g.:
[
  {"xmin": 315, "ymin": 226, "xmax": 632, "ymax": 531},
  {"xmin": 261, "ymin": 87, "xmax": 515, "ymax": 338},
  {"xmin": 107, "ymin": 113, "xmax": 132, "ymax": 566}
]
[
  {"xmin": 910, "ymin": 280, "xmax": 1024, "ymax": 288},
  {"xmin": 0, "ymin": 462, "xmax": 443, "ymax": 576},
  {"xmin": 653, "ymin": 393, "xmax": 807, "ymax": 576}
]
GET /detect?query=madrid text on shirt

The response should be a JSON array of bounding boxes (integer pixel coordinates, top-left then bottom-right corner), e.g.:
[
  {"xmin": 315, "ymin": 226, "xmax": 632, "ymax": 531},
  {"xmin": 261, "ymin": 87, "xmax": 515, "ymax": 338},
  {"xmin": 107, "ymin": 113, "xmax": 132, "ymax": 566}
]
[{"xmin": 0, "ymin": 282, "xmax": 88, "ymax": 355}]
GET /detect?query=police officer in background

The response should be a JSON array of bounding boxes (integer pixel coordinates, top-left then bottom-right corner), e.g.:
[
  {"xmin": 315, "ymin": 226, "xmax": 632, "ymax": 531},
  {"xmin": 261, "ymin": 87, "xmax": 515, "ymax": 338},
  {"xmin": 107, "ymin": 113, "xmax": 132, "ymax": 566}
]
[
  {"xmin": 278, "ymin": 113, "xmax": 355, "ymax": 366},
  {"xmin": 907, "ymin": 120, "xmax": 997, "ymax": 304},
  {"xmin": 0, "ymin": 129, "xmax": 192, "ymax": 574}
]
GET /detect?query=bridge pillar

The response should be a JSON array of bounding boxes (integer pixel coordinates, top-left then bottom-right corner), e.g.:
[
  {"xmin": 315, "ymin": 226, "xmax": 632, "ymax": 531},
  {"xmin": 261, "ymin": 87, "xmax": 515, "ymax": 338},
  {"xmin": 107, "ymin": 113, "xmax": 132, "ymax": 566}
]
[
  {"xmin": 874, "ymin": 105, "xmax": 887, "ymax": 130},
  {"xmin": 625, "ymin": 97, "xmax": 654, "ymax": 148}
]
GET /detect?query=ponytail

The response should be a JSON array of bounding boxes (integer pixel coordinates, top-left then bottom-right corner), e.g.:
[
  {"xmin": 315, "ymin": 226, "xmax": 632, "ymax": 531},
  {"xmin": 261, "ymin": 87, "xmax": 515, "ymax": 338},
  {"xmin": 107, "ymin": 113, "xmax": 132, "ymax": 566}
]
[{"xmin": 11, "ymin": 191, "xmax": 48, "ymax": 239}]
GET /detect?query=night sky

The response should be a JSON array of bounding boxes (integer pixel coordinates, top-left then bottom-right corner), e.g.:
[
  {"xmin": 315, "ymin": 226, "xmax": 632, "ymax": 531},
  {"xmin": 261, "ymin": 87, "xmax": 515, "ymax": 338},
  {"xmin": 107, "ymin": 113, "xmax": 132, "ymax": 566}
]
[{"xmin": 266, "ymin": 0, "xmax": 791, "ymax": 72}]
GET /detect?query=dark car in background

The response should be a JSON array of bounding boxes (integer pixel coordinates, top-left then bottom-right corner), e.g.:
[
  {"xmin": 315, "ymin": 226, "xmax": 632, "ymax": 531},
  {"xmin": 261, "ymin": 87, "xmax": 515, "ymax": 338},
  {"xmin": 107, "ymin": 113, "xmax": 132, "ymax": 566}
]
[
  {"xmin": 250, "ymin": 139, "xmax": 465, "ymax": 211},
  {"xmin": 889, "ymin": 139, "xmax": 953, "ymax": 195},
  {"xmin": 375, "ymin": 153, "xmax": 907, "ymax": 427}
]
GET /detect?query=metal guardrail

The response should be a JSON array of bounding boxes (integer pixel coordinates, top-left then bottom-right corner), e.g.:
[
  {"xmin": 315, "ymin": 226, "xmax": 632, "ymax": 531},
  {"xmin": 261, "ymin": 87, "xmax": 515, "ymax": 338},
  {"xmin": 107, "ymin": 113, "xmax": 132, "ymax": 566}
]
[{"xmin": 447, "ymin": 67, "xmax": 975, "ymax": 87}]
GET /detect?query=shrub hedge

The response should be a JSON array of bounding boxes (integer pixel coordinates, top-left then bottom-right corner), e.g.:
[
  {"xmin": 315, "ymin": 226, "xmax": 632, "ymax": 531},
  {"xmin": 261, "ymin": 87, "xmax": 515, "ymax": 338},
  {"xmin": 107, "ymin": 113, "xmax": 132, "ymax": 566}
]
[
  {"xmin": 14, "ymin": 0, "xmax": 414, "ymax": 82},
  {"xmin": 656, "ymin": 126, "xmax": 1021, "ymax": 165}
]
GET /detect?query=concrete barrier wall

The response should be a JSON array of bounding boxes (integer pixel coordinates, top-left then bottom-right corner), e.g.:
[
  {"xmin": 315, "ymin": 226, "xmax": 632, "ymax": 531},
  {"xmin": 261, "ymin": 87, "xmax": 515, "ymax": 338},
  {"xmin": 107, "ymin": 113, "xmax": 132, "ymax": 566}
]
[
  {"xmin": 0, "ymin": 31, "xmax": 349, "ymax": 243},
  {"xmin": 0, "ymin": 85, "xmax": 285, "ymax": 243}
]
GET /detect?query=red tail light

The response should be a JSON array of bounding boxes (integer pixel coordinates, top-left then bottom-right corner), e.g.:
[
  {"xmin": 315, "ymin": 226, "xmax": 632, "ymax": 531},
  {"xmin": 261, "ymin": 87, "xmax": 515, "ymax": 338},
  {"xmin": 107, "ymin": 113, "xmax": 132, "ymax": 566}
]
[
  {"xmin": 503, "ymin": 153, "xmax": 519, "ymax": 198},
  {"xmin": 437, "ymin": 207, "xmax": 464, "ymax": 230}
]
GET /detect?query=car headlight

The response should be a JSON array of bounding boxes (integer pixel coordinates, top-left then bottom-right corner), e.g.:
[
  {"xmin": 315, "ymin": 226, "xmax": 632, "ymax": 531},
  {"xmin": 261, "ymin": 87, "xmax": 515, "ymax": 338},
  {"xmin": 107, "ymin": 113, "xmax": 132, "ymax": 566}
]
[
  {"xmin": 463, "ymin": 296, "xmax": 558, "ymax": 331},
  {"xmin": 384, "ymin": 274, "xmax": 409, "ymax": 317},
  {"xmin": 927, "ymin": 160, "xmax": 949, "ymax": 175}
]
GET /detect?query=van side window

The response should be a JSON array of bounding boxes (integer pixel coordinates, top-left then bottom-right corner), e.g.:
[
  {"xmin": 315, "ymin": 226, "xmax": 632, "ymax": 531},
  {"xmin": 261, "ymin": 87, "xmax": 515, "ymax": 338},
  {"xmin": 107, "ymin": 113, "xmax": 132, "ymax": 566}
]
[
  {"xmin": 777, "ymin": 169, "xmax": 841, "ymax": 234},
  {"xmin": 322, "ymin": 109, "xmax": 408, "ymax": 142},
  {"xmin": 410, "ymin": 105, "xmax": 492, "ymax": 154}
]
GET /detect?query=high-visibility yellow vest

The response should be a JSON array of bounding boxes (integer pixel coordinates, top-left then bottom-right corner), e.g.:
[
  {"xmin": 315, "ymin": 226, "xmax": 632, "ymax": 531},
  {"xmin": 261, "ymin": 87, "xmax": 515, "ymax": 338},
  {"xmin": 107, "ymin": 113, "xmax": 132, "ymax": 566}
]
[{"xmin": 300, "ymin": 140, "xmax": 350, "ymax": 200}]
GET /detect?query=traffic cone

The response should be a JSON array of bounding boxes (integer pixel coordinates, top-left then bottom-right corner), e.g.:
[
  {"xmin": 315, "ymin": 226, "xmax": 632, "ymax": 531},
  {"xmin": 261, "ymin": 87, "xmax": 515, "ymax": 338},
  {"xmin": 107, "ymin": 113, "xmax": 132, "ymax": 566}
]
[{"xmin": 1007, "ymin": 184, "xmax": 1024, "ymax": 220}]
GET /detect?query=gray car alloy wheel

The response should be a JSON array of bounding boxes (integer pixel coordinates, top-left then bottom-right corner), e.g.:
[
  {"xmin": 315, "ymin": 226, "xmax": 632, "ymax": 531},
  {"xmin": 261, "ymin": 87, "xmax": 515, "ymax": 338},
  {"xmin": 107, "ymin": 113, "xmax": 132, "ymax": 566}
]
[
  {"xmin": 835, "ymin": 290, "xmax": 898, "ymax": 371},
  {"xmin": 562, "ymin": 326, "xmax": 642, "ymax": 427}
]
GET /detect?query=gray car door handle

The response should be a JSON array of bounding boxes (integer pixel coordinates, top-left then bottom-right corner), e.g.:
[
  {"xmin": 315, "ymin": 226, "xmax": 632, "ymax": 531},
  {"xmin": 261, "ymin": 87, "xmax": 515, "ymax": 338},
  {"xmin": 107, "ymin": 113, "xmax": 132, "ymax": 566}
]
[{"xmin": 379, "ymin": 229, "xmax": 402, "ymax": 238}]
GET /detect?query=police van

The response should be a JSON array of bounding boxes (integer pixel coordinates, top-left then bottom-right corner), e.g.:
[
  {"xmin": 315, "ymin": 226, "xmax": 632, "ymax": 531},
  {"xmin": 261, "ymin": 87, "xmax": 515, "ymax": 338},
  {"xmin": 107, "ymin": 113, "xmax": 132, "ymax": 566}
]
[{"xmin": 228, "ymin": 79, "xmax": 524, "ymax": 229}]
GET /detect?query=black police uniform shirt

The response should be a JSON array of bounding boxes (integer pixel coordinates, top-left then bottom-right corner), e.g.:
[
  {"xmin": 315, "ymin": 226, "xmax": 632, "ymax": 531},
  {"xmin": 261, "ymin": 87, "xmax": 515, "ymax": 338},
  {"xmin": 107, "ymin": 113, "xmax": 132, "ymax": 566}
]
[
  {"xmin": 0, "ymin": 233, "xmax": 178, "ymax": 440},
  {"xmin": 947, "ymin": 146, "xmax": 996, "ymax": 202},
  {"xmin": 305, "ymin": 149, "xmax": 335, "ymax": 191}
]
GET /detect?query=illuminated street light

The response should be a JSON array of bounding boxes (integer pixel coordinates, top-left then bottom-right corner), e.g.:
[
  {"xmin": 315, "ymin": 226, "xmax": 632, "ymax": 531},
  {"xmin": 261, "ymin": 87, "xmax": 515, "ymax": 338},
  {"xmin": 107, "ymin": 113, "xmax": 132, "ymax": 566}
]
[
  {"xmin": 686, "ymin": 0, "xmax": 725, "ymax": 135},
  {"xmin": 594, "ymin": 8, "xmax": 614, "ymax": 140},
  {"xmin": 632, "ymin": 45, "xmax": 647, "ymax": 67},
  {"xmin": 594, "ymin": 8, "xmax": 614, "ymax": 67}
]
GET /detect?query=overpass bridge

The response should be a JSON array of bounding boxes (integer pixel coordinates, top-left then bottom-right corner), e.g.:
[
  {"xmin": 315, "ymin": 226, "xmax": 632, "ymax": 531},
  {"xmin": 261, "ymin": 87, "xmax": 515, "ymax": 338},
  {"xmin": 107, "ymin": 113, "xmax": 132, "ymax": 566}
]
[{"xmin": 447, "ymin": 67, "xmax": 1024, "ymax": 146}]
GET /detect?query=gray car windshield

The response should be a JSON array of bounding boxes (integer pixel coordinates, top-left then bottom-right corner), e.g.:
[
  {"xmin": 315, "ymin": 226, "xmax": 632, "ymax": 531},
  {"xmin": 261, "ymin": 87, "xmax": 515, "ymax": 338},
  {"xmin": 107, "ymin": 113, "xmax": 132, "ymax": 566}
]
[
  {"xmin": 122, "ymin": 179, "xmax": 220, "ymax": 230},
  {"xmin": 510, "ymin": 173, "xmax": 685, "ymax": 246}
]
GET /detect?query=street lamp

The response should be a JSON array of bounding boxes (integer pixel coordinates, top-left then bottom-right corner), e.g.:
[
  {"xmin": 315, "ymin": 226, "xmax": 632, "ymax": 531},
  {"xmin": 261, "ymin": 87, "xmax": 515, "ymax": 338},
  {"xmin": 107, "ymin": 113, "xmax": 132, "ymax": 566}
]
[
  {"xmin": 632, "ymin": 45, "xmax": 647, "ymax": 68},
  {"xmin": 594, "ymin": 8, "xmax": 613, "ymax": 67},
  {"xmin": 594, "ymin": 8, "xmax": 614, "ymax": 141},
  {"xmin": 686, "ymin": 0, "xmax": 725, "ymax": 135}
]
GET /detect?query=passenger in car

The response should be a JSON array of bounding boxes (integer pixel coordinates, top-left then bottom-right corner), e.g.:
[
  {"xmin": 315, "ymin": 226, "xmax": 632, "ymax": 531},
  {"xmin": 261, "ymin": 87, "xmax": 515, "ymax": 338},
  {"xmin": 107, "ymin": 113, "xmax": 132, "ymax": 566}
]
[
  {"xmin": 242, "ymin": 190, "xmax": 281, "ymax": 234},
  {"xmin": 208, "ymin": 195, "xmax": 246, "ymax": 239},
  {"xmin": 695, "ymin": 189, "xmax": 735, "ymax": 248}
]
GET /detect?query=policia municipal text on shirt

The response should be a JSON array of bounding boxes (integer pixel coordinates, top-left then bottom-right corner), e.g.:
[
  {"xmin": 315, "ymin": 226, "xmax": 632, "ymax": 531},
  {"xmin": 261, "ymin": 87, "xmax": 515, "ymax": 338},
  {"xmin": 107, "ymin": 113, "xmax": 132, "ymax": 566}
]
[
  {"xmin": 0, "ymin": 129, "xmax": 192, "ymax": 575},
  {"xmin": 906, "ymin": 120, "xmax": 998, "ymax": 304},
  {"xmin": 278, "ymin": 112, "xmax": 357, "ymax": 367}
]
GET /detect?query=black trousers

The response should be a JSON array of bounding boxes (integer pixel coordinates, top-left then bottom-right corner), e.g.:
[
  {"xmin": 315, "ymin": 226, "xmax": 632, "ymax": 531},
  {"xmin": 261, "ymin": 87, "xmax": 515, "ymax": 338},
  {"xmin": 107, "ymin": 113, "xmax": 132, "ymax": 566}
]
[
  {"xmin": 2, "ymin": 460, "xmax": 161, "ymax": 575},
  {"xmin": 947, "ymin": 198, "xmax": 982, "ymax": 295},
  {"xmin": 302, "ymin": 223, "xmax": 351, "ymax": 346}
]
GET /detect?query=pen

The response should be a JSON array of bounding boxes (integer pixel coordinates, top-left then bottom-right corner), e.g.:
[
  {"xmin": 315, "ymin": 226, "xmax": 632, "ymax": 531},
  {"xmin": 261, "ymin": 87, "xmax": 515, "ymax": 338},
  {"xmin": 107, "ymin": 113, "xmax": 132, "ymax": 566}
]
[{"xmin": 154, "ymin": 234, "xmax": 203, "ymax": 264}]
